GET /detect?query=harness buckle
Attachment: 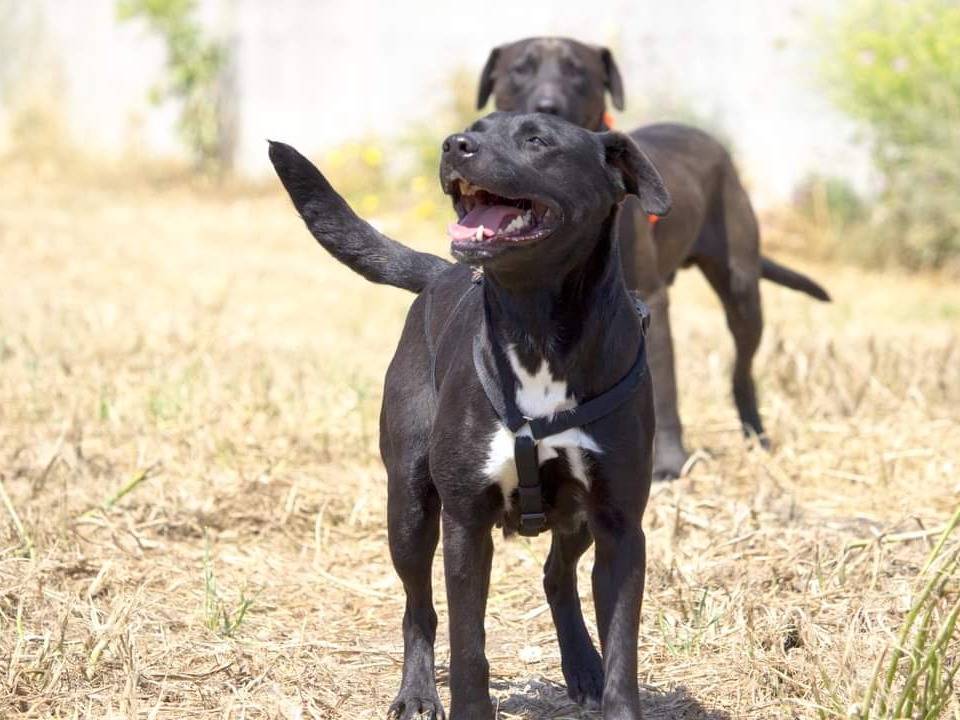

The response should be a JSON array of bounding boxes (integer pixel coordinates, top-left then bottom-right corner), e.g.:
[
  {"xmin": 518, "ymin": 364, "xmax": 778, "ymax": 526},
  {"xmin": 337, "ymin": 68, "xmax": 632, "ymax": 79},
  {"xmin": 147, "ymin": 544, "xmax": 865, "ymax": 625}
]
[
  {"xmin": 514, "ymin": 435, "xmax": 547, "ymax": 537},
  {"xmin": 518, "ymin": 511, "xmax": 547, "ymax": 536}
]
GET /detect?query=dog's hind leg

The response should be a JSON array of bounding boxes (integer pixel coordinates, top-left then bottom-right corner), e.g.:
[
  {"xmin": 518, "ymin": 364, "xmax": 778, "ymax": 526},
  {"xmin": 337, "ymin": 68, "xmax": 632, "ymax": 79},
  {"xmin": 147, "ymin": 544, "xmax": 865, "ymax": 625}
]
[
  {"xmin": 696, "ymin": 254, "xmax": 767, "ymax": 445},
  {"xmin": 544, "ymin": 523, "xmax": 603, "ymax": 707},
  {"xmin": 387, "ymin": 463, "xmax": 445, "ymax": 720},
  {"xmin": 718, "ymin": 156, "xmax": 762, "ymax": 315}
]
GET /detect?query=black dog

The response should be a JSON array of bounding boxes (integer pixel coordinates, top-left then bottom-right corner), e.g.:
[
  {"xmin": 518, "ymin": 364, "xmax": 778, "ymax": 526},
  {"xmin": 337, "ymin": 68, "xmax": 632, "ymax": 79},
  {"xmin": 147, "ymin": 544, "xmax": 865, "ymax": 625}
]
[
  {"xmin": 478, "ymin": 37, "xmax": 831, "ymax": 479},
  {"xmin": 270, "ymin": 112, "xmax": 671, "ymax": 719}
]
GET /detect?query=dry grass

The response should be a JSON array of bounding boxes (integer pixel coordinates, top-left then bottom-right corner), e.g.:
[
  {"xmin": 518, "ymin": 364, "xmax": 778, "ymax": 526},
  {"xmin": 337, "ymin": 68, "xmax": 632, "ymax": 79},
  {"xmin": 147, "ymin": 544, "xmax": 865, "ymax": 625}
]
[{"xmin": 1, "ymin": 155, "xmax": 958, "ymax": 719}]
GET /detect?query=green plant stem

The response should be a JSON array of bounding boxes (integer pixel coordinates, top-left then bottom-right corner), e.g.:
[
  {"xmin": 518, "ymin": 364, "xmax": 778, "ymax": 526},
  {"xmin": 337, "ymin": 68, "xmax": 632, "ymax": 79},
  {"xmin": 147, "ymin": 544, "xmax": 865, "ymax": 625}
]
[
  {"xmin": 875, "ymin": 508, "xmax": 960, "ymax": 716},
  {"xmin": 893, "ymin": 596, "xmax": 960, "ymax": 718},
  {"xmin": 923, "ymin": 506, "xmax": 960, "ymax": 574}
]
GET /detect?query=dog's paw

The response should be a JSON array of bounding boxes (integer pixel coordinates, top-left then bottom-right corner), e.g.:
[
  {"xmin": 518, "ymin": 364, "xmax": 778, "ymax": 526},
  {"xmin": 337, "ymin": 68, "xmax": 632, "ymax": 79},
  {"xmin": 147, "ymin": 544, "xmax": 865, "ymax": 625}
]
[
  {"xmin": 388, "ymin": 693, "xmax": 446, "ymax": 720},
  {"xmin": 653, "ymin": 432, "xmax": 690, "ymax": 482},
  {"xmin": 561, "ymin": 649, "xmax": 604, "ymax": 707},
  {"xmin": 652, "ymin": 464, "xmax": 682, "ymax": 482},
  {"xmin": 652, "ymin": 451, "xmax": 689, "ymax": 482},
  {"xmin": 742, "ymin": 426, "xmax": 772, "ymax": 453}
]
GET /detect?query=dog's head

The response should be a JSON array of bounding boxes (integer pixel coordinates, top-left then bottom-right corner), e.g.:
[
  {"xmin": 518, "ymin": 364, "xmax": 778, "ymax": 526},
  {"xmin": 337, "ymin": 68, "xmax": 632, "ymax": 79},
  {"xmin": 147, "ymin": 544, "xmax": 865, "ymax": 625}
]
[
  {"xmin": 477, "ymin": 38, "xmax": 624, "ymax": 130},
  {"xmin": 441, "ymin": 112, "xmax": 669, "ymax": 271}
]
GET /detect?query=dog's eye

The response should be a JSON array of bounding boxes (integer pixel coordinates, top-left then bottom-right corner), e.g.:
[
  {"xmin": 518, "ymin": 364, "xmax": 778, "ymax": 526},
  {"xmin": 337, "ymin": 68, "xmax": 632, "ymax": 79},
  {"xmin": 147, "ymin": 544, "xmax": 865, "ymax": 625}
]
[
  {"xmin": 527, "ymin": 136, "xmax": 549, "ymax": 148},
  {"xmin": 512, "ymin": 58, "xmax": 536, "ymax": 76},
  {"xmin": 560, "ymin": 58, "xmax": 583, "ymax": 76}
]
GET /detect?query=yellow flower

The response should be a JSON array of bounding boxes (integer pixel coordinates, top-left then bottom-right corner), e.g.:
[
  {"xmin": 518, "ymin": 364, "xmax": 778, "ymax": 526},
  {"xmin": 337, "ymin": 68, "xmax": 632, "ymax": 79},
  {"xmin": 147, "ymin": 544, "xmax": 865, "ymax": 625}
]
[
  {"xmin": 361, "ymin": 145, "xmax": 383, "ymax": 167},
  {"xmin": 413, "ymin": 199, "xmax": 436, "ymax": 220},
  {"xmin": 410, "ymin": 175, "xmax": 429, "ymax": 194}
]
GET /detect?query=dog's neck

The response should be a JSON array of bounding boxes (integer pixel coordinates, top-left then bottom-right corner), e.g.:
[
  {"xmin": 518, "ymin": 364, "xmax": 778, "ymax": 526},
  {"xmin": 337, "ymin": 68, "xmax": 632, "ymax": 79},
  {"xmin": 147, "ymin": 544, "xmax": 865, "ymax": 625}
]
[{"xmin": 479, "ymin": 211, "xmax": 638, "ymax": 394}]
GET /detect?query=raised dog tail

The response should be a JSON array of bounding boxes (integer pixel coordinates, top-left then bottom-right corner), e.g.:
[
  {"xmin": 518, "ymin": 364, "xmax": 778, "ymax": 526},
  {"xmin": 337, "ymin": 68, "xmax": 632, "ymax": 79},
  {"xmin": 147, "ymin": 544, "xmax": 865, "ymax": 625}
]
[
  {"xmin": 760, "ymin": 256, "xmax": 831, "ymax": 302},
  {"xmin": 268, "ymin": 141, "xmax": 451, "ymax": 294}
]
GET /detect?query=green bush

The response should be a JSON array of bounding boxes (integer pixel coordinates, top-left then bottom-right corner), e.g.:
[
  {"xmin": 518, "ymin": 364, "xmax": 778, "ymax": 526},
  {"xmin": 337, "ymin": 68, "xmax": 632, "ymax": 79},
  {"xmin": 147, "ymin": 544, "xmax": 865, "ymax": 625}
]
[
  {"xmin": 118, "ymin": 0, "xmax": 230, "ymax": 175},
  {"xmin": 824, "ymin": 0, "xmax": 960, "ymax": 272},
  {"xmin": 794, "ymin": 174, "xmax": 867, "ymax": 228}
]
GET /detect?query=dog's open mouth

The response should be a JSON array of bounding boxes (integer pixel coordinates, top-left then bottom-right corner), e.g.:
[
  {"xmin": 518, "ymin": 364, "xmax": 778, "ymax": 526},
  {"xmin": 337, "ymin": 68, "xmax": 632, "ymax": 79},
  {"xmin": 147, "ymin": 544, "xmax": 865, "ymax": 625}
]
[{"xmin": 447, "ymin": 179, "xmax": 557, "ymax": 248}]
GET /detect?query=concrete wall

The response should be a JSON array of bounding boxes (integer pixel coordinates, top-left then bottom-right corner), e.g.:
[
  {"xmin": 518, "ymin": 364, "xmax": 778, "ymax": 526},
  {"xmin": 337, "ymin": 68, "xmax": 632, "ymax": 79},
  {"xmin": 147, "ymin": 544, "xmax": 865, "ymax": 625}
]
[{"xmin": 0, "ymin": 0, "xmax": 870, "ymax": 206}]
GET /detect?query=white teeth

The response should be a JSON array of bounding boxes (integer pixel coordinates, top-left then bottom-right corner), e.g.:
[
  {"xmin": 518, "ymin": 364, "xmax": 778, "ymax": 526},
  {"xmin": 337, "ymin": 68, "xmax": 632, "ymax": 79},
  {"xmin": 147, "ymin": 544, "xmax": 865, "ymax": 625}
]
[
  {"xmin": 501, "ymin": 211, "xmax": 537, "ymax": 235},
  {"xmin": 504, "ymin": 215, "xmax": 525, "ymax": 233},
  {"xmin": 475, "ymin": 225, "xmax": 484, "ymax": 241}
]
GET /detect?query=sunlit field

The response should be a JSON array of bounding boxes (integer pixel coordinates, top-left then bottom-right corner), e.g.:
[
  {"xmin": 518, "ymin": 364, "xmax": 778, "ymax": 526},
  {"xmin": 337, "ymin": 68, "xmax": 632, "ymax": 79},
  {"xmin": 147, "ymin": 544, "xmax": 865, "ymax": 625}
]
[{"xmin": 1, "ymin": 156, "xmax": 958, "ymax": 719}]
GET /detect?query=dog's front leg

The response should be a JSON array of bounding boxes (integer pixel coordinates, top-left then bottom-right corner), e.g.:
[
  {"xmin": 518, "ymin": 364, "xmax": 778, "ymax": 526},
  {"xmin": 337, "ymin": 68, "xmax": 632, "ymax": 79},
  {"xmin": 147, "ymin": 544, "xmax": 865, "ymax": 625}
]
[
  {"xmin": 545, "ymin": 524, "xmax": 604, "ymax": 707},
  {"xmin": 590, "ymin": 507, "xmax": 647, "ymax": 719},
  {"xmin": 442, "ymin": 511, "xmax": 495, "ymax": 720},
  {"xmin": 645, "ymin": 288, "xmax": 690, "ymax": 481}
]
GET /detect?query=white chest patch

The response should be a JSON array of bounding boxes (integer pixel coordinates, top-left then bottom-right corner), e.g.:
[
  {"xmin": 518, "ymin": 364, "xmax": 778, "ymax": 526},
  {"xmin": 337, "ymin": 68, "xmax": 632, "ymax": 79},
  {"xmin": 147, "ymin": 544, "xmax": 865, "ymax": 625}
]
[{"xmin": 482, "ymin": 347, "xmax": 602, "ymax": 503}]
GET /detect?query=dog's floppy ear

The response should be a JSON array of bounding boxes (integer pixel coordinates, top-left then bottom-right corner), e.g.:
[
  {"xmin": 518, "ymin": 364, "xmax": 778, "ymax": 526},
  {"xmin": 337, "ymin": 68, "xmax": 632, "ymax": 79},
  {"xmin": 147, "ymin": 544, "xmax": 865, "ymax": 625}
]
[
  {"xmin": 598, "ymin": 47, "xmax": 625, "ymax": 111},
  {"xmin": 601, "ymin": 132, "xmax": 670, "ymax": 216},
  {"xmin": 477, "ymin": 47, "xmax": 502, "ymax": 109}
]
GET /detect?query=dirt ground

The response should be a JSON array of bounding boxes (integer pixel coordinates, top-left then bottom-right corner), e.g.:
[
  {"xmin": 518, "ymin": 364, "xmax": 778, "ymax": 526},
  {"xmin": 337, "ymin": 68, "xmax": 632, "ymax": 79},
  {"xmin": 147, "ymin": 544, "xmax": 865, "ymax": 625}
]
[{"xmin": 1, "ymin": 158, "xmax": 958, "ymax": 719}]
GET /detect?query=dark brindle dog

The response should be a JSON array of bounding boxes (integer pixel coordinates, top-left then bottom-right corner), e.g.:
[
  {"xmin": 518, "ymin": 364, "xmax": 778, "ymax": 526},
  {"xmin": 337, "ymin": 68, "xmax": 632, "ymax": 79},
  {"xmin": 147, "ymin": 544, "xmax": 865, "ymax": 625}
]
[
  {"xmin": 270, "ymin": 112, "xmax": 670, "ymax": 719},
  {"xmin": 478, "ymin": 37, "xmax": 831, "ymax": 479}
]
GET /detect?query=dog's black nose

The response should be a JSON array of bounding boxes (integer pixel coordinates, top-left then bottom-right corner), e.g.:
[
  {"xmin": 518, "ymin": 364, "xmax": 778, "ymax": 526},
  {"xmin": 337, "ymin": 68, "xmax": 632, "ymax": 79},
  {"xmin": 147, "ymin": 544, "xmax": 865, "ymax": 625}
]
[
  {"xmin": 534, "ymin": 98, "xmax": 560, "ymax": 115},
  {"xmin": 442, "ymin": 133, "xmax": 479, "ymax": 157}
]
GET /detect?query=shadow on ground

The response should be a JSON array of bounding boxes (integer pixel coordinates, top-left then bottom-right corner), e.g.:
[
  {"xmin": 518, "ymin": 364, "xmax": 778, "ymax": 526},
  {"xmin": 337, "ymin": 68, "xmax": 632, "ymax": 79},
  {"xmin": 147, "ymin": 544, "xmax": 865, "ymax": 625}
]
[{"xmin": 492, "ymin": 677, "xmax": 731, "ymax": 719}]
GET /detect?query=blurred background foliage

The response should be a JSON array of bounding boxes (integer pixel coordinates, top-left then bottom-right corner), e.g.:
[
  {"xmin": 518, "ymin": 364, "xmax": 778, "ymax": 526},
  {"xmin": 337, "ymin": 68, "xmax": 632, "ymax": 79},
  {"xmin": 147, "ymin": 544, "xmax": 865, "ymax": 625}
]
[
  {"xmin": 319, "ymin": 68, "xmax": 478, "ymax": 228},
  {"xmin": 3, "ymin": 0, "xmax": 958, "ymax": 275},
  {"xmin": 117, "ymin": 0, "xmax": 231, "ymax": 175},
  {"xmin": 304, "ymin": 0, "xmax": 960, "ymax": 276},
  {"xmin": 806, "ymin": 0, "xmax": 960, "ymax": 273}
]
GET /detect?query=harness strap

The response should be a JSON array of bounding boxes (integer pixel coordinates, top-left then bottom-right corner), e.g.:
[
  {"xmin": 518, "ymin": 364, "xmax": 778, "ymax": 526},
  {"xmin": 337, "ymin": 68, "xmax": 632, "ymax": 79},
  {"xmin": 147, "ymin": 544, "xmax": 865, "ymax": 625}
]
[
  {"xmin": 472, "ymin": 306, "xmax": 649, "ymax": 537},
  {"xmin": 424, "ymin": 287, "xmax": 435, "ymax": 359},
  {"xmin": 527, "ymin": 346, "xmax": 646, "ymax": 440},
  {"xmin": 430, "ymin": 280, "xmax": 481, "ymax": 393},
  {"xmin": 472, "ymin": 335, "xmax": 525, "ymax": 433}
]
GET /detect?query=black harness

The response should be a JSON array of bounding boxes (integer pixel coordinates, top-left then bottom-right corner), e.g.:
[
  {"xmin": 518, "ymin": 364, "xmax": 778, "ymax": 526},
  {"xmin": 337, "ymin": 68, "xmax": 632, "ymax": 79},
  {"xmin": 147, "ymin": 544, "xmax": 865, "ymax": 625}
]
[{"xmin": 428, "ymin": 274, "xmax": 650, "ymax": 537}]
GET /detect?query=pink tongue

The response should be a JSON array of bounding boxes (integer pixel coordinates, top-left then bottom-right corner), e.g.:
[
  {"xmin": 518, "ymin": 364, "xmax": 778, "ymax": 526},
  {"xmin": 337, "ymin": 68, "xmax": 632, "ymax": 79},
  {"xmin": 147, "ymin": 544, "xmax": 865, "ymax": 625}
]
[{"xmin": 447, "ymin": 205, "xmax": 522, "ymax": 241}]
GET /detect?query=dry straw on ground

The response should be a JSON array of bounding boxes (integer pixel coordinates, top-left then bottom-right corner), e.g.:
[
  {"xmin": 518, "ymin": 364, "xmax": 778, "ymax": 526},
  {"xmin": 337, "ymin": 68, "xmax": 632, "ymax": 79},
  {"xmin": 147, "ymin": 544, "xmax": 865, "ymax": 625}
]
[{"xmin": 1, "ymin": 157, "xmax": 958, "ymax": 719}]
